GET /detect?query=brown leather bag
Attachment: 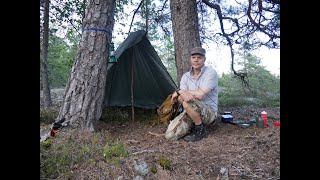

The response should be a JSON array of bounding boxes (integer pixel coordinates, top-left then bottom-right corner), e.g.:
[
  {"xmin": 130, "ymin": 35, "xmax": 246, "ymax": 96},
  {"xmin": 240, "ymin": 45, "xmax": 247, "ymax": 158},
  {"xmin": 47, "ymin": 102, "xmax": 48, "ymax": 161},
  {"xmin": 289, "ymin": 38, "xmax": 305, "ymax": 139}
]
[{"xmin": 157, "ymin": 93, "xmax": 181, "ymax": 124}]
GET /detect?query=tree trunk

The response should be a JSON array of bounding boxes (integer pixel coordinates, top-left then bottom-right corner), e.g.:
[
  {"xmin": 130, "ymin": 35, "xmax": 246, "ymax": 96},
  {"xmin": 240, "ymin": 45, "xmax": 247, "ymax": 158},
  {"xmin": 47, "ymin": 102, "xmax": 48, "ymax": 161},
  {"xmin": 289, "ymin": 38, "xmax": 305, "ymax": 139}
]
[
  {"xmin": 41, "ymin": 0, "xmax": 52, "ymax": 107},
  {"xmin": 56, "ymin": 0, "xmax": 116, "ymax": 131},
  {"xmin": 170, "ymin": 0, "xmax": 201, "ymax": 84}
]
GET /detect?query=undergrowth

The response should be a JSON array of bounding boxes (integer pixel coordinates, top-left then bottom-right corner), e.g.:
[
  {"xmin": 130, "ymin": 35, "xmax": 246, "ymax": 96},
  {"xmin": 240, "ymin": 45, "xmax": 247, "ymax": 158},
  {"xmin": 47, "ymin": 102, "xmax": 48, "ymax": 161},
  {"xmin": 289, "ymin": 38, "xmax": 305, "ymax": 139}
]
[
  {"xmin": 100, "ymin": 106, "xmax": 159, "ymax": 125},
  {"xmin": 40, "ymin": 107, "xmax": 59, "ymax": 124},
  {"xmin": 40, "ymin": 129, "xmax": 115, "ymax": 179}
]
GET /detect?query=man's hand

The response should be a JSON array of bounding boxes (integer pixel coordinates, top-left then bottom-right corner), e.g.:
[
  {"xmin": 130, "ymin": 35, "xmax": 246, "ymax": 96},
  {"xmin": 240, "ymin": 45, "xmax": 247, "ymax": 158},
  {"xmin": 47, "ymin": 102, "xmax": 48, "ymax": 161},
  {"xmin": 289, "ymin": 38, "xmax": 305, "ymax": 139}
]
[
  {"xmin": 171, "ymin": 91, "xmax": 179, "ymax": 103},
  {"xmin": 179, "ymin": 91, "xmax": 195, "ymax": 102}
]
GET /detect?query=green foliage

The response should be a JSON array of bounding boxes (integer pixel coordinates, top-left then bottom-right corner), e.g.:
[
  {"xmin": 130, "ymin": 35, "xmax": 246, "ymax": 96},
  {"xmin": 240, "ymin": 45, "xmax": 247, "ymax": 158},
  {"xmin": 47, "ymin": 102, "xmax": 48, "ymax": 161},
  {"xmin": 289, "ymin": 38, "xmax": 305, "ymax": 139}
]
[
  {"xmin": 115, "ymin": 0, "xmax": 131, "ymax": 15},
  {"xmin": 218, "ymin": 53, "xmax": 280, "ymax": 108},
  {"xmin": 114, "ymin": 0, "xmax": 132, "ymax": 38},
  {"xmin": 157, "ymin": 155, "xmax": 172, "ymax": 171},
  {"xmin": 134, "ymin": 108, "xmax": 159, "ymax": 123},
  {"xmin": 40, "ymin": 33, "xmax": 77, "ymax": 89},
  {"xmin": 101, "ymin": 107, "xmax": 131, "ymax": 123},
  {"xmin": 47, "ymin": 35, "xmax": 75, "ymax": 87},
  {"xmin": 40, "ymin": 138, "xmax": 53, "ymax": 149},
  {"xmin": 154, "ymin": 34, "xmax": 178, "ymax": 85},
  {"xmin": 101, "ymin": 107, "xmax": 159, "ymax": 125},
  {"xmin": 150, "ymin": 165, "xmax": 157, "ymax": 174},
  {"xmin": 40, "ymin": 130, "xmax": 107, "ymax": 179},
  {"xmin": 40, "ymin": 107, "xmax": 59, "ymax": 124},
  {"xmin": 197, "ymin": 0, "xmax": 280, "ymax": 49},
  {"xmin": 49, "ymin": 0, "xmax": 85, "ymax": 33},
  {"xmin": 104, "ymin": 140, "xmax": 128, "ymax": 164},
  {"xmin": 40, "ymin": 139, "xmax": 71, "ymax": 179}
]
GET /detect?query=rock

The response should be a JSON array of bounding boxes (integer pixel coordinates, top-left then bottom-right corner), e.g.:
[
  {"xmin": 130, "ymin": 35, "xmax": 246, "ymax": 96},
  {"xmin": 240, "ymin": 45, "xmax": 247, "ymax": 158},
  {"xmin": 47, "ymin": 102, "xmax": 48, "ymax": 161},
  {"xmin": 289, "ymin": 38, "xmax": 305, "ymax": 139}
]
[
  {"xmin": 133, "ymin": 175, "xmax": 144, "ymax": 180},
  {"xmin": 219, "ymin": 167, "xmax": 229, "ymax": 180},
  {"xmin": 133, "ymin": 160, "xmax": 149, "ymax": 175}
]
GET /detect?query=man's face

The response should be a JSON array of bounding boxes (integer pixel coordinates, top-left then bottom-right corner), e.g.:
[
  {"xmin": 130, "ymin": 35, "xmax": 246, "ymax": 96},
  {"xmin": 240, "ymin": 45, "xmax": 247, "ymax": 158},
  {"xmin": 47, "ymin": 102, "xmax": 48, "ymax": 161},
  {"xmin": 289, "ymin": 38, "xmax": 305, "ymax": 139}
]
[{"xmin": 190, "ymin": 54, "xmax": 206, "ymax": 70}]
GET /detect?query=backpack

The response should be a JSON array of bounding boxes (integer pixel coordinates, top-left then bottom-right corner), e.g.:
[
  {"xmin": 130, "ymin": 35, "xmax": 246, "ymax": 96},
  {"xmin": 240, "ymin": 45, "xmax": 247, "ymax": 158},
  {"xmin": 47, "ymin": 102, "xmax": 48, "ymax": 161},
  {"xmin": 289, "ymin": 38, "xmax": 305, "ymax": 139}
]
[
  {"xmin": 165, "ymin": 110, "xmax": 193, "ymax": 140},
  {"xmin": 157, "ymin": 93, "xmax": 182, "ymax": 124}
]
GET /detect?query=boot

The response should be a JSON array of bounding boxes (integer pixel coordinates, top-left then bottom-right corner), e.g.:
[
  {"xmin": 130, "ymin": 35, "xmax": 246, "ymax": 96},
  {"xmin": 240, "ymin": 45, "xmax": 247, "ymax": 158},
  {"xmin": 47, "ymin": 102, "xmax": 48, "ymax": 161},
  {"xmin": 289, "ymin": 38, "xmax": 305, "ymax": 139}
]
[{"xmin": 184, "ymin": 123, "xmax": 207, "ymax": 142}]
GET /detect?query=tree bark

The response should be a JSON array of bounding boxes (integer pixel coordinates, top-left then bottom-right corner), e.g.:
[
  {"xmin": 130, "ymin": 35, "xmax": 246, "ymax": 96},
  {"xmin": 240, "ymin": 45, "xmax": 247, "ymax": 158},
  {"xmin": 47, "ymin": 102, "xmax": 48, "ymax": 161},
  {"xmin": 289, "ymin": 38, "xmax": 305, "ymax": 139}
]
[
  {"xmin": 170, "ymin": 0, "xmax": 201, "ymax": 84},
  {"xmin": 56, "ymin": 0, "xmax": 116, "ymax": 131},
  {"xmin": 41, "ymin": 0, "xmax": 52, "ymax": 108}
]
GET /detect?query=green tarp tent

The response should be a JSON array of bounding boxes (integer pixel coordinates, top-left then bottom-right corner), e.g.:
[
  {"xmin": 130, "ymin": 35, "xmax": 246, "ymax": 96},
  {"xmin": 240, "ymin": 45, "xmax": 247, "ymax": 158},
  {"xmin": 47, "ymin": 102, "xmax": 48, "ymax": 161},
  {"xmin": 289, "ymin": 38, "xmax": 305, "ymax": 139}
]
[{"xmin": 104, "ymin": 30, "xmax": 177, "ymax": 109}]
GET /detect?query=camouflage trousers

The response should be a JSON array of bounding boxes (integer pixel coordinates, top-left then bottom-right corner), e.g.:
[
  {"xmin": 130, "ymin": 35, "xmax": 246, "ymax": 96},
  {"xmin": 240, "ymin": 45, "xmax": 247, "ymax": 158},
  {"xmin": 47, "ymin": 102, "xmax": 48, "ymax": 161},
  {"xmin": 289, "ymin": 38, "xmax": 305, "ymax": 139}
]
[{"xmin": 185, "ymin": 99, "xmax": 217, "ymax": 126}]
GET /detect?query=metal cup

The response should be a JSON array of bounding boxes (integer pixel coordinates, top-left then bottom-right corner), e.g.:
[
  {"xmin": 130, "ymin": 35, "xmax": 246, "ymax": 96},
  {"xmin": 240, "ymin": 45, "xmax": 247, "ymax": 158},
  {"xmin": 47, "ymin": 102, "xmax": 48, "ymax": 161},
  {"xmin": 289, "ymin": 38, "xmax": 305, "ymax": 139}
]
[{"xmin": 256, "ymin": 116, "xmax": 264, "ymax": 128}]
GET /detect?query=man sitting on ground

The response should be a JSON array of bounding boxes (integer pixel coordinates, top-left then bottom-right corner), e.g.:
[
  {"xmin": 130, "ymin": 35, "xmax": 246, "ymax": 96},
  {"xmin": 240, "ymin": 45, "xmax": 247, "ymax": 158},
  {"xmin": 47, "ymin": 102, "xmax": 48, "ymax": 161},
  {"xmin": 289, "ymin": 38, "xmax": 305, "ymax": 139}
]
[{"xmin": 171, "ymin": 46, "xmax": 219, "ymax": 142}]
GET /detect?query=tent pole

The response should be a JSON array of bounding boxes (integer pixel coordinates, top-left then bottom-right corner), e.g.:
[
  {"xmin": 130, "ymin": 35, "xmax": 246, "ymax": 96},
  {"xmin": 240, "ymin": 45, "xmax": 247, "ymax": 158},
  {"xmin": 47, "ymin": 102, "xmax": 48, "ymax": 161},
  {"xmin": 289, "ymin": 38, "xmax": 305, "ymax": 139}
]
[{"xmin": 131, "ymin": 56, "xmax": 135, "ymax": 121}]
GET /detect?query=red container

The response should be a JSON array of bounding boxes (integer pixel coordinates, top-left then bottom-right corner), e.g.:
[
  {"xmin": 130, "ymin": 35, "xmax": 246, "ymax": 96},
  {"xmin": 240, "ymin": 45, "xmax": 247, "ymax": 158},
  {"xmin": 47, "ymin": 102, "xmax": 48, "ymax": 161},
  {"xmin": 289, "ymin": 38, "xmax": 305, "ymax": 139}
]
[
  {"xmin": 261, "ymin": 111, "xmax": 267, "ymax": 127},
  {"xmin": 274, "ymin": 121, "xmax": 280, "ymax": 127}
]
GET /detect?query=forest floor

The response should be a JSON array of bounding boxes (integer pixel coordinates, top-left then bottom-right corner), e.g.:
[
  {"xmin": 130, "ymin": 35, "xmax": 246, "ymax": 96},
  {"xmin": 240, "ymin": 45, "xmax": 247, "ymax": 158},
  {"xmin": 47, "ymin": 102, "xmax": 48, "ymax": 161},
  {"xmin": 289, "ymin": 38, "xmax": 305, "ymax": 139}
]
[
  {"xmin": 40, "ymin": 89, "xmax": 280, "ymax": 180},
  {"xmin": 98, "ymin": 107, "xmax": 280, "ymax": 180}
]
